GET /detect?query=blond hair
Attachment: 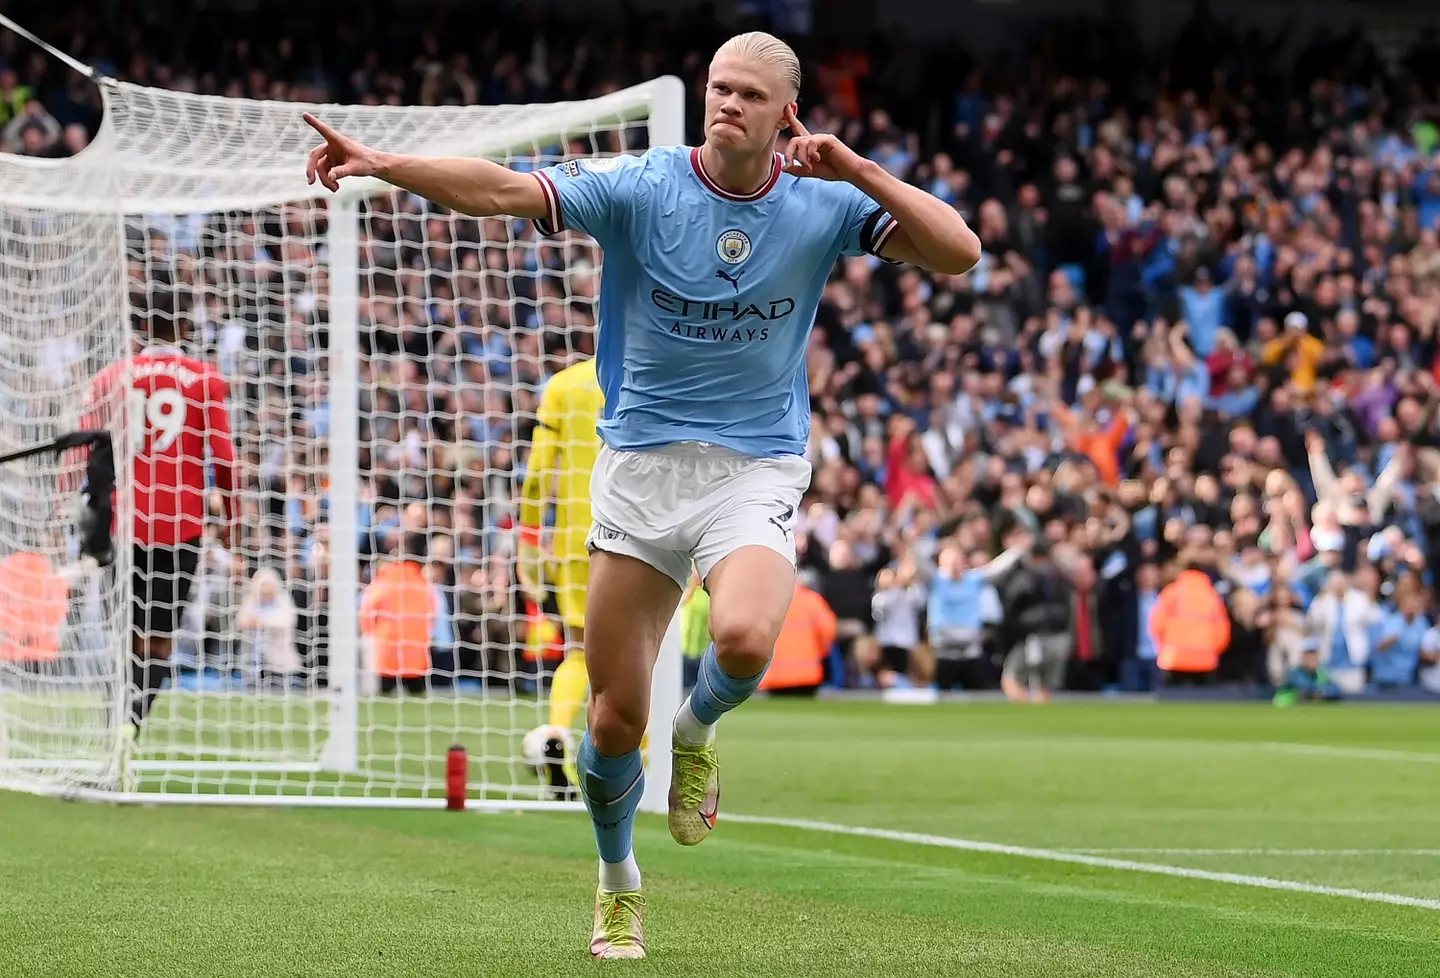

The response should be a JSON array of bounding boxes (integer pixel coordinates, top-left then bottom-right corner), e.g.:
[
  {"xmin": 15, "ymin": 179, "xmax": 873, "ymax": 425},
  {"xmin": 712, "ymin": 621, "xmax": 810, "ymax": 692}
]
[{"xmin": 713, "ymin": 31, "xmax": 802, "ymax": 97}]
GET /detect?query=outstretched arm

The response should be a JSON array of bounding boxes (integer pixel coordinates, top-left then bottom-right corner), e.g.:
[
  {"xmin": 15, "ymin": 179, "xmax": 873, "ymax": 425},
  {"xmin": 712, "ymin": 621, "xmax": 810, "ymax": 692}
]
[
  {"xmin": 783, "ymin": 108, "xmax": 981, "ymax": 276},
  {"xmin": 975, "ymin": 546, "xmax": 1027, "ymax": 580},
  {"xmin": 303, "ymin": 113, "xmax": 549, "ymax": 220},
  {"xmin": 1305, "ymin": 430, "xmax": 1340, "ymax": 505},
  {"xmin": 1368, "ymin": 447, "xmax": 1405, "ymax": 524}
]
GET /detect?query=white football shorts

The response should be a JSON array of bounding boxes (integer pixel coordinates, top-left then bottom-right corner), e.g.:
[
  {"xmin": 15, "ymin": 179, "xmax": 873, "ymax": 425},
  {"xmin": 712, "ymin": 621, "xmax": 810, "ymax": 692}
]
[{"xmin": 586, "ymin": 441, "xmax": 811, "ymax": 588}]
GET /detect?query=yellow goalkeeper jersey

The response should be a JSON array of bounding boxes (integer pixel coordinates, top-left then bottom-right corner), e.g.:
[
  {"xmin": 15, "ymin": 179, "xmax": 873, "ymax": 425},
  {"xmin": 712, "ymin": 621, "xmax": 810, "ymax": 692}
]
[{"xmin": 520, "ymin": 358, "xmax": 604, "ymax": 562}]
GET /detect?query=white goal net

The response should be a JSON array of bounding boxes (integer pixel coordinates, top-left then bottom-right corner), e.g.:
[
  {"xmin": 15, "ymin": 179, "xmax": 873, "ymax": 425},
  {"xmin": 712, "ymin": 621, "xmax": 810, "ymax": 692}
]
[{"xmin": 0, "ymin": 76, "xmax": 685, "ymax": 810}]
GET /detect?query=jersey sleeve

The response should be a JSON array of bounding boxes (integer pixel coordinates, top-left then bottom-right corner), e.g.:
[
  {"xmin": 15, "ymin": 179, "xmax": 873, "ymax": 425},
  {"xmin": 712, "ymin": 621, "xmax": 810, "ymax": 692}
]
[
  {"xmin": 204, "ymin": 371, "xmax": 238, "ymax": 523},
  {"xmin": 519, "ymin": 380, "xmax": 563, "ymax": 531},
  {"xmin": 62, "ymin": 366, "xmax": 117, "ymax": 496},
  {"xmin": 834, "ymin": 182, "xmax": 901, "ymax": 263},
  {"xmin": 529, "ymin": 153, "xmax": 646, "ymax": 245}
]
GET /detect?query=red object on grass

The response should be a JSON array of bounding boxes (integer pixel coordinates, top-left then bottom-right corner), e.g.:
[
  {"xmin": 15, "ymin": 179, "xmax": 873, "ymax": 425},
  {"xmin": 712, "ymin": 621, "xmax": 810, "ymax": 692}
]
[{"xmin": 446, "ymin": 745, "xmax": 468, "ymax": 811}]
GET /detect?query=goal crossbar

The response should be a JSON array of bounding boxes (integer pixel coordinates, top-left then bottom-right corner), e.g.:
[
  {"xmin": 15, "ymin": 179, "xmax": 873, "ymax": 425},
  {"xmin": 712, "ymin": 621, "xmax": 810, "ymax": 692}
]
[{"xmin": 0, "ymin": 78, "xmax": 682, "ymax": 214}]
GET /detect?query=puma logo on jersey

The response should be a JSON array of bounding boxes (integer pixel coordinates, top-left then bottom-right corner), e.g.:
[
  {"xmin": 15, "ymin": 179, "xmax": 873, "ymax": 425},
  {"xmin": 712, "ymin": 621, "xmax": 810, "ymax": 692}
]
[{"xmin": 714, "ymin": 268, "xmax": 746, "ymax": 293}]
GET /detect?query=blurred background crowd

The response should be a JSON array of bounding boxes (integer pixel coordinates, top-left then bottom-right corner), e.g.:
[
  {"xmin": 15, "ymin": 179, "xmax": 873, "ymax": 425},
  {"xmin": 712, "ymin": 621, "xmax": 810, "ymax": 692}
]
[{"xmin": 5, "ymin": 0, "xmax": 1440, "ymax": 700}]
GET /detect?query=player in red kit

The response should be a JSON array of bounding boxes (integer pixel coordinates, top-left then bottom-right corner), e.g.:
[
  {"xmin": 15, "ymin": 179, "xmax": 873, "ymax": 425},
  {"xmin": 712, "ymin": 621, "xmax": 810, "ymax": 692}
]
[{"xmin": 84, "ymin": 282, "xmax": 237, "ymax": 743}]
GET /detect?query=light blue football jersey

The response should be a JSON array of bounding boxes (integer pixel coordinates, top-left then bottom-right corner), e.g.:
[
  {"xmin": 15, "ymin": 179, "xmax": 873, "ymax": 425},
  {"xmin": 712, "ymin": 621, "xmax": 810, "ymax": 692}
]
[{"xmin": 532, "ymin": 146, "xmax": 899, "ymax": 458}]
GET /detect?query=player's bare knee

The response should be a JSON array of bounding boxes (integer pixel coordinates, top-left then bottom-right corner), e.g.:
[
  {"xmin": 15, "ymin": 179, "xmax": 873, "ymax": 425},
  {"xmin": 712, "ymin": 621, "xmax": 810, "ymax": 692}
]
[
  {"xmin": 709, "ymin": 616, "xmax": 777, "ymax": 678},
  {"xmin": 588, "ymin": 692, "xmax": 646, "ymax": 755}
]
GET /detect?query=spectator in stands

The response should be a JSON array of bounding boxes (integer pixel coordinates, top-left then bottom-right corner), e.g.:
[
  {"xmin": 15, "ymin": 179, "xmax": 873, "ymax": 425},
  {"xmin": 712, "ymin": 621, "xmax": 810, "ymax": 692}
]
[
  {"xmin": 1124, "ymin": 562, "xmax": 1163, "ymax": 692},
  {"xmin": 1263, "ymin": 583, "xmax": 1309, "ymax": 686},
  {"xmin": 0, "ymin": 99, "xmax": 61, "ymax": 156},
  {"xmin": 869, "ymin": 557, "xmax": 927, "ymax": 688},
  {"xmin": 996, "ymin": 540, "xmax": 1073, "ymax": 704},
  {"xmin": 761, "ymin": 570, "xmax": 836, "ymax": 696},
  {"xmin": 926, "ymin": 542, "xmax": 992, "ymax": 691},
  {"xmin": 927, "ymin": 540, "xmax": 1022, "ymax": 691},
  {"xmin": 1150, "ymin": 566, "xmax": 1231, "ymax": 685},
  {"xmin": 426, "ymin": 547, "xmax": 457, "ymax": 689},
  {"xmin": 455, "ymin": 560, "xmax": 517, "ymax": 683},
  {"xmin": 1371, "ymin": 590, "xmax": 1429, "ymax": 690},
  {"xmin": 1305, "ymin": 570, "xmax": 1384, "ymax": 696},
  {"xmin": 236, "ymin": 567, "xmax": 301, "ymax": 687},
  {"xmin": 359, "ymin": 532, "xmax": 437, "ymax": 694},
  {"xmin": 813, "ymin": 537, "xmax": 885, "ymax": 688},
  {"xmin": 1276, "ymin": 645, "xmax": 1344, "ymax": 704},
  {"xmin": 0, "ymin": 68, "xmax": 34, "ymax": 127},
  {"xmin": 1421, "ymin": 626, "xmax": 1440, "ymax": 695}
]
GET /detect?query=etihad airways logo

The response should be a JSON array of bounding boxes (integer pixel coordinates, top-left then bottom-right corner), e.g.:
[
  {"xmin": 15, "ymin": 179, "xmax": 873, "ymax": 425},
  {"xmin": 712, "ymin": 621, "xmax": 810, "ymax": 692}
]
[
  {"xmin": 650, "ymin": 289, "xmax": 796, "ymax": 322},
  {"xmin": 650, "ymin": 288, "xmax": 797, "ymax": 343}
]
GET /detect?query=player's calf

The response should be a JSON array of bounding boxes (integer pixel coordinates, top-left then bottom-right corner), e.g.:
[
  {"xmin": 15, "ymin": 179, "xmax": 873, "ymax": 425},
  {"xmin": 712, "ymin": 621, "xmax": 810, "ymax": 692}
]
[
  {"xmin": 577, "ymin": 730, "xmax": 645, "ymax": 901},
  {"xmin": 672, "ymin": 632, "xmax": 770, "ymax": 746},
  {"xmin": 672, "ymin": 551, "xmax": 788, "ymax": 747}
]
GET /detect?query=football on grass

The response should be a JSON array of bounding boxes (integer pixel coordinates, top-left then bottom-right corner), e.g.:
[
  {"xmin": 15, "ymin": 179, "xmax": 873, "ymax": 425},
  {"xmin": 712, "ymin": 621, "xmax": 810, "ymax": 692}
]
[{"xmin": 521, "ymin": 724, "xmax": 573, "ymax": 770}]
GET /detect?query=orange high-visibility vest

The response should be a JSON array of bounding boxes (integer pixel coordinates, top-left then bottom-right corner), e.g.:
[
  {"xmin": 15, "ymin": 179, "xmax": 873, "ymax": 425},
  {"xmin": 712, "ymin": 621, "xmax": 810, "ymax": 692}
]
[
  {"xmin": 0, "ymin": 553, "xmax": 68, "ymax": 663},
  {"xmin": 761, "ymin": 585, "xmax": 837, "ymax": 691},
  {"xmin": 359, "ymin": 561, "xmax": 436, "ymax": 678},
  {"xmin": 1150, "ymin": 570, "xmax": 1231, "ymax": 673}
]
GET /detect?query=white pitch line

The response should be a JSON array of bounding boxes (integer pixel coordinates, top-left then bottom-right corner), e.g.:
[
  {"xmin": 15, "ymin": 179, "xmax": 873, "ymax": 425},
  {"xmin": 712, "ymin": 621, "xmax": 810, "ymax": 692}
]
[
  {"xmin": 727, "ymin": 814, "xmax": 1440, "ymax": 912},
  {"xmin": 1068, "ymin": 848, "xmax": 1440, "ymax": 857},
  {"xmin": 1256, "ymin": 743, "xmax": 1440, "ymax": 764}
]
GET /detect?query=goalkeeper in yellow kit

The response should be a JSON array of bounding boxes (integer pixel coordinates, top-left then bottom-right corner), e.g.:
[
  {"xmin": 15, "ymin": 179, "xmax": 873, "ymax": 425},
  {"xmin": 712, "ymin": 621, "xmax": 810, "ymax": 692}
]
[{"xmin": 518, "ymin": 356, "xmax": 610, "ymax": 790}]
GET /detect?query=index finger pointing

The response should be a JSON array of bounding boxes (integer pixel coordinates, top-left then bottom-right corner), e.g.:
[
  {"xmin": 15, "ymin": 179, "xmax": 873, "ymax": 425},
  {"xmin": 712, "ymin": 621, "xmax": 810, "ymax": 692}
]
[
  {"xmin": 302, "ymin": 112, "xmax": 342, "ymax": 143},
  {"xmin": 784, "ymin": 104, "xmax": 809, "ymax": 137}
]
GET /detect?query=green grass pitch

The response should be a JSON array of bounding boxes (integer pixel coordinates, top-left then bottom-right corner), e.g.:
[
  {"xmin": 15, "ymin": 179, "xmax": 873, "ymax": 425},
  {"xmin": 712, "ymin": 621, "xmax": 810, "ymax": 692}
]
[{"xmin": 3, "ymin": 699, "xmax": 1440, "ymax": 977}]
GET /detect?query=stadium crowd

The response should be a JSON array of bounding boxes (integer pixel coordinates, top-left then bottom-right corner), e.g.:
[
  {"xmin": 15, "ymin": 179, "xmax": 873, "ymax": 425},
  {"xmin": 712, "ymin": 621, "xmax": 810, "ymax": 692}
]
[{"xmin": 7, "ymin": 1, "xmax": 1440, "ymax": 699}]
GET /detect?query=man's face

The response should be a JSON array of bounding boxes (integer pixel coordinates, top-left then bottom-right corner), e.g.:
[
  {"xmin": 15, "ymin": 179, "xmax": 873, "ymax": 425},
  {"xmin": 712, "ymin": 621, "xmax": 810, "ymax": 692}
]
[{"xmin": 705, "ymin": 54, "xmax": 794, "ymax": 154}]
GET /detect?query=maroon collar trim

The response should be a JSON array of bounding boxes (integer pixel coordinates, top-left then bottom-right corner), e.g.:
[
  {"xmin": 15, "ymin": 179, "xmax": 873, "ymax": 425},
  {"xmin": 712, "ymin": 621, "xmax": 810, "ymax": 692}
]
[{"xmin": 689, "ymin": 147, "xmax": 782, "ymax": 202}]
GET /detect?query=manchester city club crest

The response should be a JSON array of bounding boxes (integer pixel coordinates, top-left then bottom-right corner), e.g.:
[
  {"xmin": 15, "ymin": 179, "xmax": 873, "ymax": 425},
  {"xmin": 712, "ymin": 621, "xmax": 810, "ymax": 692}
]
[{"xmin": 716, "ymin": 228, "xmax": 752, "ymax": 264}]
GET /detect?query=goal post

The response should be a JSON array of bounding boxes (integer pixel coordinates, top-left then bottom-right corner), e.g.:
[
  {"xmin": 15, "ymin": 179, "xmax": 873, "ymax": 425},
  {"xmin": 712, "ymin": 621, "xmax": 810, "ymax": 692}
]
[
  {"xmin": 0, "ymin": 74, "xmax": 687, "ymax": 810},
  {"xmin": 318, "ymin": 192, "xmax": 360, "ymax": 778}
]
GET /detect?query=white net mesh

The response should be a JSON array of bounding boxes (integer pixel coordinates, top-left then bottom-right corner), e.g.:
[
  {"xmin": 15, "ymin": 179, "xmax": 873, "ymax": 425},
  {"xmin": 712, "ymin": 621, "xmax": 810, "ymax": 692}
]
[
  {"xmin": 0, "ymin": 204, "xmax": 127, "ymax": 793},
  {"xmin": 0, "ymin": 77, "xmax": 683, "ymax": 807}
]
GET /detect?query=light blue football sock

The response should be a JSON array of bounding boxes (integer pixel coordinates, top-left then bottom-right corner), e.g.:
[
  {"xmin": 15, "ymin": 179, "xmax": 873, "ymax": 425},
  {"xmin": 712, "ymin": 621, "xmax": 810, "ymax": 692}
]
[
  {"xmin": 687, "ymin": 643, "xmax": 767, "ymax": 726},
  {"xmin": 577, "ymin": 730, "xmax": 644, "ymax": 865}
]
